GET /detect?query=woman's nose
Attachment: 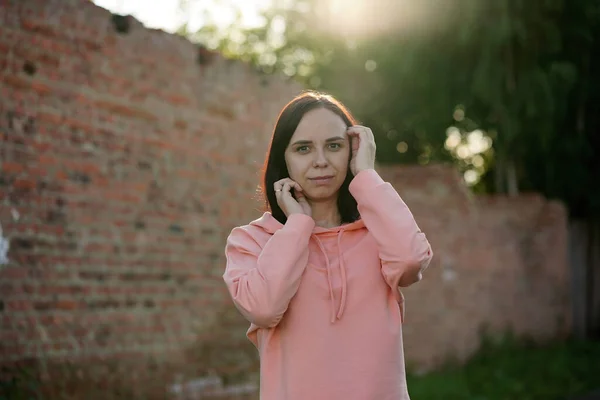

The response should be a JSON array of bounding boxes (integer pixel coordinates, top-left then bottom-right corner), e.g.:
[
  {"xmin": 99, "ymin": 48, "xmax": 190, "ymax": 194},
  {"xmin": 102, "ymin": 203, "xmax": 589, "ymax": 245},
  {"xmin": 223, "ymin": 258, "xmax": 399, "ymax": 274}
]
[{"xmin": 312, "ymin": 150, "xmax": 328, "ymax": 167}]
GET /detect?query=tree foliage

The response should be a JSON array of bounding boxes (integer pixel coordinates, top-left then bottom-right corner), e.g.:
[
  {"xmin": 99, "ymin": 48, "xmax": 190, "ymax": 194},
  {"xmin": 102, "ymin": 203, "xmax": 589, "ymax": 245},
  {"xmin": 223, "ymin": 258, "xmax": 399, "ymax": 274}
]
[{"xmin": 183, "ymin": 0, "xmax": 600, "ymax": 217}]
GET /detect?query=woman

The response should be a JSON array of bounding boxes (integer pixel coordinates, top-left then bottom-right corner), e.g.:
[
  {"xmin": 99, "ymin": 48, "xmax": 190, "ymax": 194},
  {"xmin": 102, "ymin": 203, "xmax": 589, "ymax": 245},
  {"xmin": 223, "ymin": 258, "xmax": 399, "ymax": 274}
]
[{"xmin": 223, "ymin": 91, "xmax": 433, "ymax": 400}]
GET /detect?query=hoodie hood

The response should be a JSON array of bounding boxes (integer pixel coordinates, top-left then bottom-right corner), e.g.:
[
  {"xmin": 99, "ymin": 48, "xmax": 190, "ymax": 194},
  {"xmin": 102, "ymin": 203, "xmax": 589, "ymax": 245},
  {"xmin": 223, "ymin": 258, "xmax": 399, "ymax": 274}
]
[{"xmin": 250, "ymin": 212, "xmax": 365, "ymax": 323}]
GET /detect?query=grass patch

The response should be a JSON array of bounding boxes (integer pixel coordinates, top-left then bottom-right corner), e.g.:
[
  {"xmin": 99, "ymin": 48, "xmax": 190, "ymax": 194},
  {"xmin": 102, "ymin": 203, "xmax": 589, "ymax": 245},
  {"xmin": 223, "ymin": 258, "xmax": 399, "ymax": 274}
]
[{"xmin": 407, "ymin": 335, "xmax": 600, "ymax": 400}]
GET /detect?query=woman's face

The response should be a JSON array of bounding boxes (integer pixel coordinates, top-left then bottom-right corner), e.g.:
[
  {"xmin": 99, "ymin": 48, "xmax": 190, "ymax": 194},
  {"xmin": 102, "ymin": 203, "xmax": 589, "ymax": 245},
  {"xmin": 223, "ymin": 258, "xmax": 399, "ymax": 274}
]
[{"xmin": 284, "ymin": 108, "xmax": 350, "ymax": 201}]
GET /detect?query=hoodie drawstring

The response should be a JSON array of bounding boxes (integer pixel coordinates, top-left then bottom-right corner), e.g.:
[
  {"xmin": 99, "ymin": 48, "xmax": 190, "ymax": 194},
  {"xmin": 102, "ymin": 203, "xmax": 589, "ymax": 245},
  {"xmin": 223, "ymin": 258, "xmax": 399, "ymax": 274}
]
[
  {"xmin": 313, "ymin": 230, "xmax": 347, "ymax": 323},
  {"xmin": 336, "ymin": 230, "xmax": 347, "ymax": 319}
]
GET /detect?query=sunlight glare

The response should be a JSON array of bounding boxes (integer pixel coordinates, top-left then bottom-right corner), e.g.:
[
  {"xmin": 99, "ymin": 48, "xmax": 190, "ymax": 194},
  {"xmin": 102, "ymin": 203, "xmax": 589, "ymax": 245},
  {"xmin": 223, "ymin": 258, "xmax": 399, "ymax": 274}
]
[
  {"xmin": 189, "ymin": 0, "xmax": 272, "ymax": 30},
  {"xmin": 467, "ymin": 130, "xmax": 491, "ymax": 154},
  {"xmin": 464, "ymin": 170, "xmax": 478, "ymax": 185},
  {"xmin": 396, "ymin": 142, "xmax": 408, "ymax": 153},
  {"xmin": 453, "ymin": 108, "xmax": 465, "ymax": 122},
  {"xmin": 456, "ymin": 144, "xmax": 470, "ymax": 159},
  {"xmin": 445, "ymin": 127, "xmax": 461, "ymax": 150},
  {"xmin": 92, "ymin": 0, "xmax": 272, "ymax": 33},
  {"xmin": 365, "ymin": 60, "xmax": 377, "ymax": 72},
  {"xmin": 321, "ymin": 0, "xmax": 444, "ymax": 39},
  {"xmin": 472, "ymin": 154, "xmax": 484, "ymax": 168}
]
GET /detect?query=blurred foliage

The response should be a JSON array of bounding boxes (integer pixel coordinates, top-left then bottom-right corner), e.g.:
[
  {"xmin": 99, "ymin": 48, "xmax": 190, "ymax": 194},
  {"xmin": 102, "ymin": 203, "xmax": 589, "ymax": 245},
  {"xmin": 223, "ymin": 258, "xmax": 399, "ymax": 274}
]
[
  {"xmin": 406, "ymin": 335, "xmax": 600, "ymax": 400},
  {"xmin": 182, "ymin": 0, "xmax": 600, "ymax": 218}
]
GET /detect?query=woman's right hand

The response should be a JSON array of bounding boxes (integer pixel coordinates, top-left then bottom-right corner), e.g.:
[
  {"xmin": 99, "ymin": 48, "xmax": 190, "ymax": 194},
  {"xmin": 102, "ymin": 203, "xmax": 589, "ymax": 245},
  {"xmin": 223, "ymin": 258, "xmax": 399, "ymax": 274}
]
[{"xmin": 274, "ymin": 178, "xmax": 312, "ymax": 217}]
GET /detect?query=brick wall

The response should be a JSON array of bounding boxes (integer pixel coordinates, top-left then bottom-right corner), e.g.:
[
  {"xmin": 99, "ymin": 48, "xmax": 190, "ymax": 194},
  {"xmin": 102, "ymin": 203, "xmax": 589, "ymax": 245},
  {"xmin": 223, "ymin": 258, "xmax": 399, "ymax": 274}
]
[
  {"xmin": 0, "ymin": 0, "xmax": 300, "ymax": 397},
  {"xmin": 379, "ymin": 165, "xmax": 571, "ymax": 372},
  {"xmin": 0, "ymin": 1, "xmax": 571, "ymax": 398}
]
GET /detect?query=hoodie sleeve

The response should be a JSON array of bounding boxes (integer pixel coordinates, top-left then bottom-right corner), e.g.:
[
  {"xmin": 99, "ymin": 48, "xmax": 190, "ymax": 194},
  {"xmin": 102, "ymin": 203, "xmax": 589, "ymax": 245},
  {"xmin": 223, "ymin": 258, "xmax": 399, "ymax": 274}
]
[
  {"xmin": 349, "ymin": 169, "xmax": 433, "ymax": 290},
  {"xmin": 223, "ymin": 214, "xmax": 315, "ymax": 328}
]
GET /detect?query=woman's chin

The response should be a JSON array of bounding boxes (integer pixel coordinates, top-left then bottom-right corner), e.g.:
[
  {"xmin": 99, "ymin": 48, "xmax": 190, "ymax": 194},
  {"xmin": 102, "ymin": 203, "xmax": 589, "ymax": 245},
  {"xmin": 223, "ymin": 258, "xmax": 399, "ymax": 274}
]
[{"xmin": 305, "ymin": 187, "xmax": 341, "ymax": 202}]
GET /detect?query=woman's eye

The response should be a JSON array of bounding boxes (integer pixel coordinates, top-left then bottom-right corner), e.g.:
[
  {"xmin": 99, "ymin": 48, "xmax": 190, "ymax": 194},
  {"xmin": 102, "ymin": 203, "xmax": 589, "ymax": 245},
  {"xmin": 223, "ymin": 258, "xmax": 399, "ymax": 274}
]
[
  {"xmin": 328, "ymin": 143, "xmax": 342, "ymax": 150},
  {"xmin": 297, "ymin": 146, "xmax": 310, "ymax": 153}
]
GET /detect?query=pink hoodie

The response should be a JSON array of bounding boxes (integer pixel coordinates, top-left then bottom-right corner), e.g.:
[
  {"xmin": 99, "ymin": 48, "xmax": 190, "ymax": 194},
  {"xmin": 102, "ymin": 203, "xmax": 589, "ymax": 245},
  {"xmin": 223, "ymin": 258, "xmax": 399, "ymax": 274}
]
[{"xmin": 223, "ymin": 169, "xmax": 433, "ymax": 400}]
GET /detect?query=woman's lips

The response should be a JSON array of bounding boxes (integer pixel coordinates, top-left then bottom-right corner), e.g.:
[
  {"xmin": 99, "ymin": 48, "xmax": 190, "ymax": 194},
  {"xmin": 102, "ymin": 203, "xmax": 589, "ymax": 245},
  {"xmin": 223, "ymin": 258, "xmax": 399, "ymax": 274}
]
[{"xmin": 309, "ymin": 176, "xmax": 334, "ymax": 185}]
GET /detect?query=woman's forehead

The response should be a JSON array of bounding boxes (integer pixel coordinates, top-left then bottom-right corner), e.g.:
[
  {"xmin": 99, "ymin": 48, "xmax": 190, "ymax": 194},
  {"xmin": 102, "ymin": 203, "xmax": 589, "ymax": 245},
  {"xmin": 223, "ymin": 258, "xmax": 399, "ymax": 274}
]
[{"xmin": 292, "ymin": 109, "xmax": 347, "ymax": 140}]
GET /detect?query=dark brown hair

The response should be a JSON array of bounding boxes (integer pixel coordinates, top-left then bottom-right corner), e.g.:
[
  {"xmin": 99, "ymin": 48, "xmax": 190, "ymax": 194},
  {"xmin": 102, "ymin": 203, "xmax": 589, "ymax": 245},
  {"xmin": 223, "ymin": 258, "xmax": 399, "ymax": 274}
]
[{"xmin": 260, "ymin": 91, "xmax": 360, "ymax": 225}]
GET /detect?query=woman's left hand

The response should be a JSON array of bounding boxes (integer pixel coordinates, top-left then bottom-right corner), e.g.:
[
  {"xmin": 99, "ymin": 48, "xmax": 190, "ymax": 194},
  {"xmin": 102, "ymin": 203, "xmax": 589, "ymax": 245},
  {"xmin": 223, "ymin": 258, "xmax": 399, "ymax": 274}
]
[{"xmin": 347, "ymin": 125, "xmax": 376, "ymax": 176}]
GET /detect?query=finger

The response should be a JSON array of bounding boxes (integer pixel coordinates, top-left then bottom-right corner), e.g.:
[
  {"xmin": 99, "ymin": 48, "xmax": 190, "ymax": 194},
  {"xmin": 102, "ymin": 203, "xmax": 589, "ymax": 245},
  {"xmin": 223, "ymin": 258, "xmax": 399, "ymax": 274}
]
[
  {"xmin": 346, "ymin": 126, "xmax": 360, "ymax": 137},
  {"xmin": 294, "ymin": 186, "xmax": 305, "ymax": 199},
  {"xmin": 297, "ymin": 193, "xmax": 309, "ymax": 205},
  {"xmin": 276, "ymin": 178, "xmax": 292, "ymax": 187},
  {"xmin": 348, "ymin": 126, "xmax": 375, "ymax": 152},
  {"xmin": 346, "ymin": 125, "xmax": 363, "ymax": 134},
  {"xmin": 282, "ymin": 182, "xmax": 292, "ymax": 196},
  {"xmin": 274, "ymin": 180, "xmax": 285, "ymax": 197},
  {"xmin": 294, "ymin": 183, "xmax": 307, "ymax": 198},
  {"xmin": 347, "ymin": 125, "xmax": 369, "ymax": 140},
  {"xmin": 347, "ymin": 130, "xmax": 360, "ymax": 153},
  {"xmin": 281, "ymin": 178, "xmax": 301, "ymax": 191}
]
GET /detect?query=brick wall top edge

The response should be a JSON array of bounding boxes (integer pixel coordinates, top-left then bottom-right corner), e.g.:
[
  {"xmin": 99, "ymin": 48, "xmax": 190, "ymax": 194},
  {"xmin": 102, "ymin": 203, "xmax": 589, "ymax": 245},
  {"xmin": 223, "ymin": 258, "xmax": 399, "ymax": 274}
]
[{"xmin": 6, "ymin": 0, "xmax": 302, "ymax": 90}]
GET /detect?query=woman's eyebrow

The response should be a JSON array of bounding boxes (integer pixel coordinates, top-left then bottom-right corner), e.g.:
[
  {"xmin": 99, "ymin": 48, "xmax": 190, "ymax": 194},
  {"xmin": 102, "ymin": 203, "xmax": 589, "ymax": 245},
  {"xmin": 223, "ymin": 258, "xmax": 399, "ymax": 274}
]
[
  {"xmin": 290, "ymin": 136, "xmax": 346, "ymax": 146},
  {"xmin": 290, "ymin": 139, "xmax": 312, "ymax": 146}
]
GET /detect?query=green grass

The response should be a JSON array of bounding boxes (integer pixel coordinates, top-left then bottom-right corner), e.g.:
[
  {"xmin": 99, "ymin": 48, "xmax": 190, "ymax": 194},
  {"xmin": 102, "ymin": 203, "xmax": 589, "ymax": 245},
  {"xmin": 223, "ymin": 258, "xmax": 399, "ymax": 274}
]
[{"xmin": 406, "ymin": 336, "xmax": 600, "ymax": 400}]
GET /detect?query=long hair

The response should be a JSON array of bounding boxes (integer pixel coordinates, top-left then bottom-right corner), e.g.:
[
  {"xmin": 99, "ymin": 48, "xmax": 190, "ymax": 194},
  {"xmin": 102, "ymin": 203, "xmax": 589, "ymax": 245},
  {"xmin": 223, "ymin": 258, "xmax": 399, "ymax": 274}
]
[{"xmin": 260, "ymin": 91, "xmax": 360, "ymax": 225}]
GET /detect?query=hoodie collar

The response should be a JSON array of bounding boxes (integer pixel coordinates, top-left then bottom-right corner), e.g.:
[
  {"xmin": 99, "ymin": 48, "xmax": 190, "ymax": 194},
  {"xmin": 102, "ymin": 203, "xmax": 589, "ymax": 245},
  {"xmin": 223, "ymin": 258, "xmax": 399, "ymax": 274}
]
[{"xmin": 249, "ymin": 212, "xmax": 365, "ymax": 234}]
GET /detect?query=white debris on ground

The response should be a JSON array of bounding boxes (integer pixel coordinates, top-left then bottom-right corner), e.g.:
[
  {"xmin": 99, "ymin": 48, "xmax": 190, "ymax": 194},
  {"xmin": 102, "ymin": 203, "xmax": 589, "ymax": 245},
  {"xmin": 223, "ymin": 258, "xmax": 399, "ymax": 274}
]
[
  {"xmin": 168, "ymin": 375, "xmax": 257, "ymax": 399},
  {"xmin": 0, "ymin": 222, "xmax": 9, "ymax": 266}
]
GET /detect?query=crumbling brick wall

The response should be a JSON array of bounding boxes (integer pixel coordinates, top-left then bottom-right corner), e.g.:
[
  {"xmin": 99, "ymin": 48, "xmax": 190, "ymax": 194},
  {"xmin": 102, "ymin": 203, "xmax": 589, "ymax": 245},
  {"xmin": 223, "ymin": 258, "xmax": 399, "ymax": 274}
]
[{"xmin": 0, "ymin": 0, "xmax": 299, "ymax": 397}]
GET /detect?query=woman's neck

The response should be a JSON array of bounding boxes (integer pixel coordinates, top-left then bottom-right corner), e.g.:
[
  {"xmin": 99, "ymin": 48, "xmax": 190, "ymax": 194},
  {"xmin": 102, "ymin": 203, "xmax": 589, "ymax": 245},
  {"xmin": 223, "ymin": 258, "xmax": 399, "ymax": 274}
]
[{"xmin": 310, "ymin": 199, "xmax": 341, "ymax": 228}]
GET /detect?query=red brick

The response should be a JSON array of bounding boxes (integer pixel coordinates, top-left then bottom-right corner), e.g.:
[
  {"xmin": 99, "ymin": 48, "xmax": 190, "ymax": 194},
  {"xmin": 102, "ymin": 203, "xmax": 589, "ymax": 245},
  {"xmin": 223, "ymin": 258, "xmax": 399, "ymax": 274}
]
[
  {"xmin": 6, "ymin": 300, "xmax": 33, "ymax": 312},
  {"xmin": 13, "ymin": 178, "xmax": 36, "ymax": 191},
  {"xmin": 0, "ymin": 266, "xmax": 30, "ymax": 279},
  {"xmin": 2, "ymin": 161, "xmax": 24, "ymax": 174},
  {"xmin": 95, "ymin": 100, "xmax": 158, "ymax": 122},
  {"xmin": 13, "ymin": 47, "xmax": 60, "ymax": 69},
  {"xmin": 41, "ymin": 341, "xmax": 74, "ymax": 353},
  {"xmin": 37, "ymin": 111, "xmax": 63, "ymax": 125},
  {"xmin": 164, "ymin": 94, "xmax": 191, "ymax": 106},
  {"xmin": 55, "ymin": 300, "xmax": 80, "ymax": 310},
  {"xmin": 20, "ymin": 18, "xmax": 57, "ymax": 38}
]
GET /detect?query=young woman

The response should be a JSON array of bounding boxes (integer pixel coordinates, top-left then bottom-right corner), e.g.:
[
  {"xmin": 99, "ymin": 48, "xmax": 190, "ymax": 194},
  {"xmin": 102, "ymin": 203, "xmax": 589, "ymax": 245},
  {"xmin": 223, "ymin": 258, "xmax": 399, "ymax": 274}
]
[{"xmin": 223, "ymin": 91, "xmax": 433, "ymax": 400}]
